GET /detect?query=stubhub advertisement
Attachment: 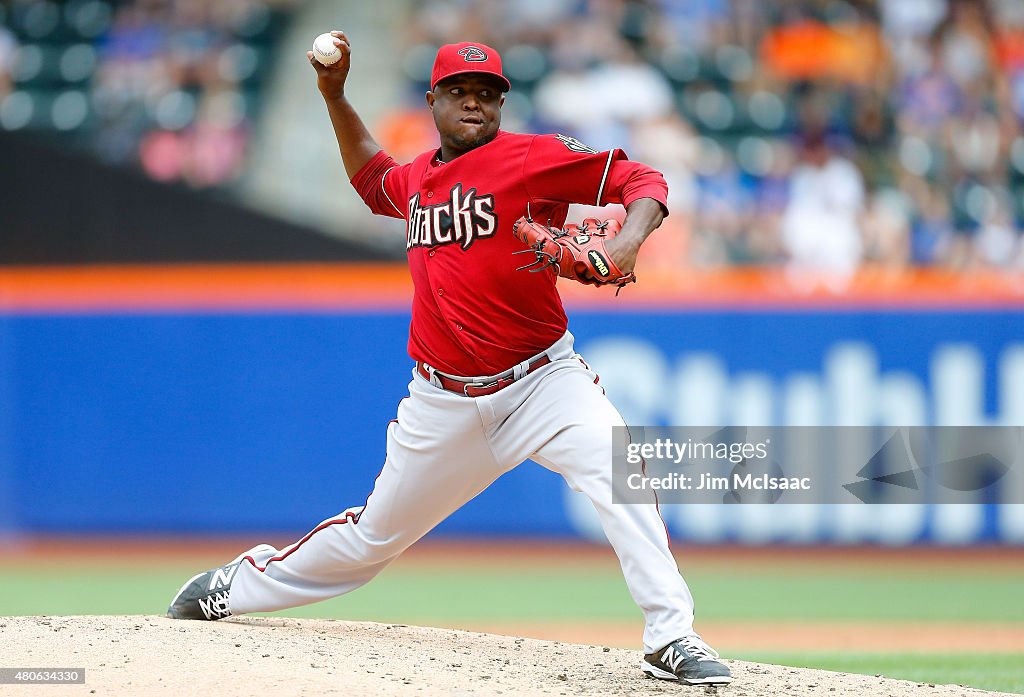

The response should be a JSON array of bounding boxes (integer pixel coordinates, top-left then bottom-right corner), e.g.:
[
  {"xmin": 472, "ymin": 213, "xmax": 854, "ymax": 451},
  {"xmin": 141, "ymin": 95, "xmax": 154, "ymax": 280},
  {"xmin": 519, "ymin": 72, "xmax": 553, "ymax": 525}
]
[{"xmin": 1, "ymin": 308, "xmax": 1022, "ymax": 543}]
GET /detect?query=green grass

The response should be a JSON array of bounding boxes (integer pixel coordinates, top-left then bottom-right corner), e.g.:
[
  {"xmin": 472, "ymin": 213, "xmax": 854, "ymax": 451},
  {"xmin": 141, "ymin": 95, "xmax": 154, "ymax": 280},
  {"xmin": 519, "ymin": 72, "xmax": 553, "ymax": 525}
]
[
  {"xmin": 0, "ymin": 565, "xmax": 637, "ymax": 621},
  {"xmin": 684, "ymin": 570, "xmax": 1024, "ymax": 623},
  {"xmin": 731, "ymin": 652, "xmax": 1024, "ymax": 695},
  {"xmin": 1, "ymin": 563, "xmax": 1021, "ymax": 624}
]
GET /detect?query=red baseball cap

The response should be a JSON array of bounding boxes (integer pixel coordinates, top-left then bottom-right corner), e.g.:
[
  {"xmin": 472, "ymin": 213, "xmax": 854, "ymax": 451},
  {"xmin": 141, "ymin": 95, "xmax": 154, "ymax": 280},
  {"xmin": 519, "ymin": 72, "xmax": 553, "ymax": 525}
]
[{"xmin": 430, "ymin": 42, "xmax": 511, "ymax": 93}]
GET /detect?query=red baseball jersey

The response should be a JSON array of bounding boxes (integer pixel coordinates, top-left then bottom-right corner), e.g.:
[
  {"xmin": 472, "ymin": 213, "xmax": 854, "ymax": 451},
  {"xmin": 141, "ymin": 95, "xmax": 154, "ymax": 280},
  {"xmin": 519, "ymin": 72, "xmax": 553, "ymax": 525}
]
[{"xmin": 351, "ymin": 130, "xmax": 668, "ymax": 376}]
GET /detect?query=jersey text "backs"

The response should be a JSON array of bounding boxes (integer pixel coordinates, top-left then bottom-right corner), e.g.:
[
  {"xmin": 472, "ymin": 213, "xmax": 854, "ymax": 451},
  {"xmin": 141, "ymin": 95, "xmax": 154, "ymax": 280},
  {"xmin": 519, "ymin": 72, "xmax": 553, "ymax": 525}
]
[{"xmin": 406, "ymin": 184, "xmax": 497, "ymax": 250}]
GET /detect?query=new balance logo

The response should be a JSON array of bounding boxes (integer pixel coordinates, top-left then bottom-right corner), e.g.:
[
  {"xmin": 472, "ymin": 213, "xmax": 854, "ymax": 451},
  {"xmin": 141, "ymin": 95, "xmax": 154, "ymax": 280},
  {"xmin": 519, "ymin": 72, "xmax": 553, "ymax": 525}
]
[
  {"xmin": 662, "ymin": 646, "xmax": 686, "ymax": 672},
  {"xmin": 198, "ymin": 591, "xmax": 232, "ymax": 620},
  {"xmin": 208, "ymin": 563, "xmax": 239, "ymax": 591}
]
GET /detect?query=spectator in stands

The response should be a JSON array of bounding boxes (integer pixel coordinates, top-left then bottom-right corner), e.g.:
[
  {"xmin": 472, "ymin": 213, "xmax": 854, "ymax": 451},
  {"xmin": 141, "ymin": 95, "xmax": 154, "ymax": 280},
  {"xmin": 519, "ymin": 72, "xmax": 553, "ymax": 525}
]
[
  {"xmin": 862, "ymin": 189, "xmax": 912, "ymax": 267},
  {"xmin": 909, "ymin": 184, "xmax": 955, "ymax": 265},
  {"xmin": 973, "ymin": 197, "xmax": 1020, "ymax": 267},
  {"xmin": 780, "ymin": 130, "xmax": 866, "ymax": 284}
]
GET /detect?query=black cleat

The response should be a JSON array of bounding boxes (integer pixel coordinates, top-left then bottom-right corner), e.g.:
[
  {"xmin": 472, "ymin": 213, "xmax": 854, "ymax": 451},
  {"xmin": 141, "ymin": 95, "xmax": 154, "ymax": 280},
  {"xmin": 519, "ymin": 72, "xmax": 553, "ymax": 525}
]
[
  {"xmin": 641, "ymin": 635, "xmax": 733, "ymax": 685},
  {"xmin": 166, "ymin": 561, "xmax": 241, "ymax": 620}
]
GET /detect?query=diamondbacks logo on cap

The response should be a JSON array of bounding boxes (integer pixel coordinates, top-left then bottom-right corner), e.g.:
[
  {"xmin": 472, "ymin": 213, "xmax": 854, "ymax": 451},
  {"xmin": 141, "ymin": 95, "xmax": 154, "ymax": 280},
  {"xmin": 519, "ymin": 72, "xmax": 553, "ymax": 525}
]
[{"xmin": 458, "ymin": 46, "xmax": 487, "ymax": 62}]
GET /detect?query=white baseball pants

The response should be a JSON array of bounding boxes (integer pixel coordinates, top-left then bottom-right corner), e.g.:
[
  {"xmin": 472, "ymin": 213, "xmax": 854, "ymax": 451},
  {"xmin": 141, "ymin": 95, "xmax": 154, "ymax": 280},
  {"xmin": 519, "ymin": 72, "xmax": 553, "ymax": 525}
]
[{"xmin": 228, "ymin": 331, "xmax": 696, "ymax": 653}]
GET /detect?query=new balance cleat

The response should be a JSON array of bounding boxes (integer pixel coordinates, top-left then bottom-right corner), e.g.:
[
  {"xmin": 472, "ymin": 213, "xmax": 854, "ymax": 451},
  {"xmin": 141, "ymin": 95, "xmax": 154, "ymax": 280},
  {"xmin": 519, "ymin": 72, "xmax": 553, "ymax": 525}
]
[
  {"xmin": 641, "ymin": 635, "xmax": 733, "ymax": 685},
  {"xmin": 166, "ymin": 561, "xmax": 241, "ymax": 620}
]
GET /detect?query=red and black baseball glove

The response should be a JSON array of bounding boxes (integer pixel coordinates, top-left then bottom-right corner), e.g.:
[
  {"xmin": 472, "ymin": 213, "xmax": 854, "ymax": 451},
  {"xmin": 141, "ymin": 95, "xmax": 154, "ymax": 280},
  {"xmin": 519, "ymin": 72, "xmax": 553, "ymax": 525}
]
[{"xmin": 512, "ymin": 217, "xmax": 636, "ymax": 291}]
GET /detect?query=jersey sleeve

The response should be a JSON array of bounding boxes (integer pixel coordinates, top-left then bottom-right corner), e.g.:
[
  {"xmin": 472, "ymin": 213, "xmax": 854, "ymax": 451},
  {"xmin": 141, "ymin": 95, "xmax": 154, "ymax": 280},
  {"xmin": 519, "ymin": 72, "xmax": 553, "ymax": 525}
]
[
  {"xmin": 522, "ymin": 134, "xmax": 669, "ymax": 215},
  {"xmin": 350, "ymin": 149, "xmax": 409, "ymax": 219}
]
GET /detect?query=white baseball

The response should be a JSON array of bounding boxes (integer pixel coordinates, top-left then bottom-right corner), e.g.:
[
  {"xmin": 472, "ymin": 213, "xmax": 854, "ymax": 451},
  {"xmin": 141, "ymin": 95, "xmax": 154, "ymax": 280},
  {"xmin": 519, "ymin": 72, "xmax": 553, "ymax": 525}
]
[{"xmin": 312, "ymin": 33, "xmax": 341, "ymax": 66}]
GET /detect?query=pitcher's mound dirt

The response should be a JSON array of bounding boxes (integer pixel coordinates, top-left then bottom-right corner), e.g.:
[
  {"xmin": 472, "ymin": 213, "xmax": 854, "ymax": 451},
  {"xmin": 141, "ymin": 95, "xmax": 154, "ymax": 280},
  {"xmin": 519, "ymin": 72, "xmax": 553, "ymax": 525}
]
[{"xmin": 0, "ymin": 616, "xmax": 1014, "ymax": 697}]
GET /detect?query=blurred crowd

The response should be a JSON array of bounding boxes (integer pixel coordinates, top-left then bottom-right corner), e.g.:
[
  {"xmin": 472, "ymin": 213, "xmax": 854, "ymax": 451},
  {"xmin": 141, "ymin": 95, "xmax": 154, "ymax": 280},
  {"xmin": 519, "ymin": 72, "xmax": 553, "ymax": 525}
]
[
  {"xmin": 0, "ymin": 0, "xmax": 294, "ymax": 187},
  {"xmin": 388, "ymin": 0, "xmax": 1024, "ymax": 273},
  {"xmin": 4, "ymin": 0, "xmax": 1024, "ymax": 272}
]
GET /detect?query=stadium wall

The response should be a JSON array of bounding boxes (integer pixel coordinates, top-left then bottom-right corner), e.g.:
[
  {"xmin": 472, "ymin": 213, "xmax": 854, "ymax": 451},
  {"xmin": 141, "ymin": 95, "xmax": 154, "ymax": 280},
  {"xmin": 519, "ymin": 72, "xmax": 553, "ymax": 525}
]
[{"xmin": 1, "ymin": 266, "xmax": 1022, "ymax": 544}]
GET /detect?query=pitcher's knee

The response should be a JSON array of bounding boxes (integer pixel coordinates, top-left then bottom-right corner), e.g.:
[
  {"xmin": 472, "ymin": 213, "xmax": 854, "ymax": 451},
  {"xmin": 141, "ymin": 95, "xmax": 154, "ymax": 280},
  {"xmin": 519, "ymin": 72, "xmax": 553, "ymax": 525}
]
[{"xmin": 345, "ymin": 529, "xmax": 412, "ymax": 566}]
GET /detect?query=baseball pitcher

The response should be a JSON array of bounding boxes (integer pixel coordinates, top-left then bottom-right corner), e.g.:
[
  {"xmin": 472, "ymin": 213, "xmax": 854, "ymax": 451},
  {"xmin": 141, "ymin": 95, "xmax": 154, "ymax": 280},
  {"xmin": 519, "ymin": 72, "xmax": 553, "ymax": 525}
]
[{"xmin": 166, "ymin": 34, "xmax": 732, "ymax": 686}]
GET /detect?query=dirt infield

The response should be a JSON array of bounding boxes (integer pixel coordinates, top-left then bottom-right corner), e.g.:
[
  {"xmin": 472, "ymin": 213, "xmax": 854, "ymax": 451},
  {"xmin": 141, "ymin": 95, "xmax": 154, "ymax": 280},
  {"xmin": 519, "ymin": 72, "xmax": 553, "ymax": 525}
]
[{"xmin": 0, "ymin": 616, "xmax": 1016, "ymax": 697}]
